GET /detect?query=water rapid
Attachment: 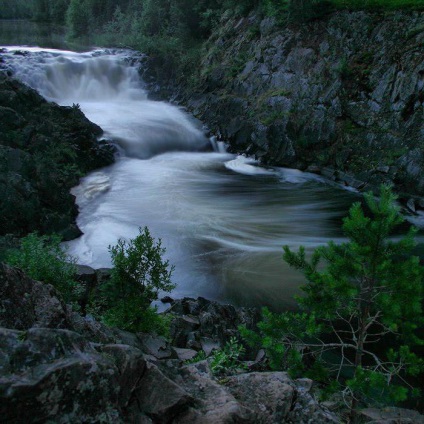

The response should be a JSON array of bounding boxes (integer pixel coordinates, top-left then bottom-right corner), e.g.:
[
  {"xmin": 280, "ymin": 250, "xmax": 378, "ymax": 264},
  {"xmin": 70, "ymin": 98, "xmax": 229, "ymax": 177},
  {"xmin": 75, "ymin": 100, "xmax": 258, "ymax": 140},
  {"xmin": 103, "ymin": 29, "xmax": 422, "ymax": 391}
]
[{"xmin": 2, "ymin": 47, "xmax": 359, "ymax": 309}]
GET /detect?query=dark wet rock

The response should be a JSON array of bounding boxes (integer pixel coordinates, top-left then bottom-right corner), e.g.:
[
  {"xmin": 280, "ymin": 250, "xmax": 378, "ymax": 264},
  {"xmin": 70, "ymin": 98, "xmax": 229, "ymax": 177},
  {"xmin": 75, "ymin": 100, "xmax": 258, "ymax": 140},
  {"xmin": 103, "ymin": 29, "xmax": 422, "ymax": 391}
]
[
  {"xmin": 0, "ymin": 74, "xmax": 115, "ymax": 240},
  {"xmin": 161, "ymin": 296, "xmax": 175, "ymax": 304}
]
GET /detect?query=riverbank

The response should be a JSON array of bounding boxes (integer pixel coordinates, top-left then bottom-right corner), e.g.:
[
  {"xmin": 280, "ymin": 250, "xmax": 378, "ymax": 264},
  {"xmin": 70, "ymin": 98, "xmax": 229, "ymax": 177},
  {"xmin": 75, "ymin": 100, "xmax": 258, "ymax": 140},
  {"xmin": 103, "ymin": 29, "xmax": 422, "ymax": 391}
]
[
  {"xmin": 144, "ymin": 10, "xmax": 424, "ymax": 203},
  {"xmin": 0, "ymin": 64, "xmax": 115, "ymax": 242}
]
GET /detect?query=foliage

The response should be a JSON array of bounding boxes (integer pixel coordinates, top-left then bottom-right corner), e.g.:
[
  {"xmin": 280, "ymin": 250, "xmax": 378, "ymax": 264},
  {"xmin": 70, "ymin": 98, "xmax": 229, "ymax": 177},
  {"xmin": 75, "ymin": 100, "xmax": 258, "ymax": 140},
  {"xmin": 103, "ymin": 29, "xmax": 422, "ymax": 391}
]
[
  {"xmin": 242, "ymin": 186, "xmax": 423, "ymax": 409},
  {"xmin": 210, "ymin": 337, "xmax": 246, "ymax": 376},
  {"xmin": 102, "ymin": 301, "xmax": 172, "ymax": 336},
  {"xmin": 0, "ymin": 0, "xmax": 34, "ymax": 19},
  {"xmin": 98, "ymin": 227, "xmax": 175, "ymax": 333},
  {"xmin": 32, "ymin": 0, "xmax": 70, "ymax": 24},
  {"xmin": 106, "ymin": 227, "xmax": 175, "ymax": 305},
  {"xmin": 5, "ymin": 232, "xmax": 79, "ymax": 303},
  {"xmin": 185, "ymin": 350, "xmax": 207, "ymax": 364}
]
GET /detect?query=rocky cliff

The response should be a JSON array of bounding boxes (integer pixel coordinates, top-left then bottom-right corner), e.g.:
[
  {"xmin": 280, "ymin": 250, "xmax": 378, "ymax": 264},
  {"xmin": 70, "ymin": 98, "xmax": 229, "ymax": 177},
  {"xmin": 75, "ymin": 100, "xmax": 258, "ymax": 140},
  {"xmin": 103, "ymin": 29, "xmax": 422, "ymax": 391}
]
[
  {"xmin": 158, "ymin": 10, "xmax": 423, "ymax": 199},
  {"xmin": 0, "ymin": 63, "xmax": 115, "ymax": 241}
]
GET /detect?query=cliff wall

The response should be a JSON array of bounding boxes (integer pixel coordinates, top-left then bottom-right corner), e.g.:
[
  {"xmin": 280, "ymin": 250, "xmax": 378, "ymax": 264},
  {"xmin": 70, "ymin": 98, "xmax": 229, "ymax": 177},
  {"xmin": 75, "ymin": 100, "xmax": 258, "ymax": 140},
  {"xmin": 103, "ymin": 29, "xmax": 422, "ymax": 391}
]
[{"xmin": 175, "ymin": 11, "xmax": 423, "ymax": 199}]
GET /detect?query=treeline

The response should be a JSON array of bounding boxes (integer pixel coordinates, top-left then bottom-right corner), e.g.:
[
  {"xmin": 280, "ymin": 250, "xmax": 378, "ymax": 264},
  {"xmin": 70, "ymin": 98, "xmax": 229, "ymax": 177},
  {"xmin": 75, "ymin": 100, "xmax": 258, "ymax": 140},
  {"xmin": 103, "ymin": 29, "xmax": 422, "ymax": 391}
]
[
  {"xmin": 0, "ymin": 0, "xmax": 70, "ymax": 23},
  {"xmin": 0, "ymin": 0, "xmax": 33, "ymax": 19}
]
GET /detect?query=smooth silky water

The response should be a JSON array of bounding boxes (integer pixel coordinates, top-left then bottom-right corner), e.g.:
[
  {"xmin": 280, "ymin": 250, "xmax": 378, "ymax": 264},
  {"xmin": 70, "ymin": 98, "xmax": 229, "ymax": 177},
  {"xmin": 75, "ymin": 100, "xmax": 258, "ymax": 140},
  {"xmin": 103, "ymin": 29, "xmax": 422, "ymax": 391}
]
[{"xmin": 2, "ymin": 46, "xmax": 362, "ymax": 310}]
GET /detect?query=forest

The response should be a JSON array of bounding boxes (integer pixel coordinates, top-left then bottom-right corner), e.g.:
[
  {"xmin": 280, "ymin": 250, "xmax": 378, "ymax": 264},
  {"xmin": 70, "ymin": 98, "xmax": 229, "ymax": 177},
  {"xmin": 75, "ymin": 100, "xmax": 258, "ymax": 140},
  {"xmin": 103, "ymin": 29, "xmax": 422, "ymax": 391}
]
[{"xmin": 1, "ymin": 0, "xmax": 422, "ymax": 81}]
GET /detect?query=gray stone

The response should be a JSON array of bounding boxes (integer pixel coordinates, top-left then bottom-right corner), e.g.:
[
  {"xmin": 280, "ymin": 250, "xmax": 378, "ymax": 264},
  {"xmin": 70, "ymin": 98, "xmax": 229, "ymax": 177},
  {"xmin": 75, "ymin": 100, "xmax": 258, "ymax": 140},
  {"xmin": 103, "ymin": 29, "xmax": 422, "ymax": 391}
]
[
  {"xmin": 0, "ymin": 263, "xmax": 69, "ymax": 331},
  {"xmin": 200, "ymin": 337, "xmax": 220, "ymax": 357},
  {"xmin": 172, "ymin": 347, "xmax": 198, "ymax": 361},
  {"xmin": 359, "ymin": 407, "xmax": 424, "ymax": 424},
  {"xmin": 134, "ymin": 362, "xmax": 193, "ymax": 422},
  {"xmin": 138, "ymin": 334, "xmax": 175, "ymax": 359}
]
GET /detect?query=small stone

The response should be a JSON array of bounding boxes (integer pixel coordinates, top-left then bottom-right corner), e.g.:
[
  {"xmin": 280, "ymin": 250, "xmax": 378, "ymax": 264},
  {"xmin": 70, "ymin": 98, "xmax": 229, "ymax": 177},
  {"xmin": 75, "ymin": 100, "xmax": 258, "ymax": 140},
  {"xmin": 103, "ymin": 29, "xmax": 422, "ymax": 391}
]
[
  {"xmin": 406, "ymin": 198, "xmax": 416, "ymax": 213},
  {"xmin": 161, "ymin": 296, "xmax": 174, "ymax": 304},
  {"xmin": 376, "ymin": 165, "xmax": 390, "ymax": 174},
  {"xmin": 255, "ymin": 349, "xmax": 266, "ymax": 363},
  {"xmin": 200, "ymin": 337, "xmax": 220, "ymax": 356},
  {"xmin": 306, "ymin": 165, "xmax": 321, "ymax": 174}
]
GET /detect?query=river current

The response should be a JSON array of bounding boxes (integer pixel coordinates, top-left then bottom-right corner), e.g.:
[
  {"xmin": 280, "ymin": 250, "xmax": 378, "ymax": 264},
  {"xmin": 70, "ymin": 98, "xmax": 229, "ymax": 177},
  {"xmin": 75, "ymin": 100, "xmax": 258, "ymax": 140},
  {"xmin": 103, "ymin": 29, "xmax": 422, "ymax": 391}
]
[{"xmin": 2, "ymin": 47, "xmax": 360, "ymax": 309}]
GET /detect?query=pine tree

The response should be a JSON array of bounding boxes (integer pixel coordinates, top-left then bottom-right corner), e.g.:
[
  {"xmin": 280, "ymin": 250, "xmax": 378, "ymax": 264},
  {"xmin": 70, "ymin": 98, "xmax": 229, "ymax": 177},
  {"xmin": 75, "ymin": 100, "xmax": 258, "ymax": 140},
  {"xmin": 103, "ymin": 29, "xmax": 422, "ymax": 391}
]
[{"xmin": 242, "ymin": 186, "xmax": 423, "ymax": 414}]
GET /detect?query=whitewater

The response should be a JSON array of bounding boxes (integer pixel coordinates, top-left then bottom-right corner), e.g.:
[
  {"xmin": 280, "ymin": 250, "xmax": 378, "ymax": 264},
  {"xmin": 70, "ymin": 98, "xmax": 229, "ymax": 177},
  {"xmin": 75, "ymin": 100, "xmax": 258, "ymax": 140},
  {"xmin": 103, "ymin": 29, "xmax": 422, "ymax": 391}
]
[{"xmin": 2, "ymin": 47, "xmax": 357, "ymax": 309}]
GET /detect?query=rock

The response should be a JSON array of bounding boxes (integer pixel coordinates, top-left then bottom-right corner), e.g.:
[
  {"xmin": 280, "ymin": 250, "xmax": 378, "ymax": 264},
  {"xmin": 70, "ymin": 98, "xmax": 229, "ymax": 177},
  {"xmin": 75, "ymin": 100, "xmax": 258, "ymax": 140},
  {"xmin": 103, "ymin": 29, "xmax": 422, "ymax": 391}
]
[
  {"xmin": 173, "ymin": 361, "xmax": 250, "ymax": 423},
  {"xmin": 161, "ymin": 296, "xmax": 175, "ymax": 304},
  {"xmin": 406, "ymin": 198, "xmax": 416, "ymax": 213},
  {"xmin": 200, "ymin": 337, "xmax": 220, "ymax": 357},
  {"xmin": 100, "ymin": 344, "xmax": 147, "ymax": 408},
  {"xmin": 306, "ymin": 165, "xmax": 321, "ymax": 173},
  {"xmin": 138, "ymin": 334, "xmax": 175, "ymax": 359},
  {"xmin": 376, "ymin": 165, "xmax": 390, "ymax": 174},
  {"xmin": 0, "ymin": 74, "xmax": 115, "ymax": 239},
  {"xmin": 168, "ymin": 297, "xmax": 260, "ymax": 353},
  {"xmin": 155, "ymin": 10, "xmax": 424, "ymax": 198},
  {"xmin": 0, "ymin": 263, "xmax": 69, "ymax": 330},
  {"xmin": 225, "ymin": 372, "xmax": 296, "ymax": 422},
  {"xmin": 134, "ymin": 361, "xmax": 194, "ymax": 422},
  {"xmin": 359, "ymin": 407, "xmax": 424, "ymax": 424},
  {"xmin": 172, "ymin": 347, "xmax": 198, "ymax": 361},
  {"xmin": 0, "ymin": 327, "xmax": 122, "ymax": 424},
  {"xmin": 255, "ymin": 348, "xmax": 266, "ymax": 363},
  {"xmin": 225, "ymin": 372, "xmax": 339, "ymax": 423}
]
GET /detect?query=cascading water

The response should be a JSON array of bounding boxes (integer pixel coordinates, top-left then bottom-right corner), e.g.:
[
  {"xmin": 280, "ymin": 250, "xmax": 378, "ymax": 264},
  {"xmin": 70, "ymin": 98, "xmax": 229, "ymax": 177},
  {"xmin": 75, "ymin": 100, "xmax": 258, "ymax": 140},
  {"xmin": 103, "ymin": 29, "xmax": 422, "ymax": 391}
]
[
  {"xmin": 4, "ymin": 47, "xmax": 210, "ymax": 158},
  {"xmin": 2, "ymin": 46, "xmax": 359, "ymax": 309}
]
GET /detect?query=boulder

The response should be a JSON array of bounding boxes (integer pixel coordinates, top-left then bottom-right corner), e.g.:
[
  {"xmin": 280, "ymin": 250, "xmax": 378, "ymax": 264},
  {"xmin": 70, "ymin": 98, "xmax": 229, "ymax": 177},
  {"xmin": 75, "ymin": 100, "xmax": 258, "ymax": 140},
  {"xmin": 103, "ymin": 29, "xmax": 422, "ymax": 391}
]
[
  {"xmin": 0, "ymin": 263, "xmax": 69, "ymax": 330},
  {"xmin": 0, "ymin": 327, "xmax": 122, "ymax": 424}
]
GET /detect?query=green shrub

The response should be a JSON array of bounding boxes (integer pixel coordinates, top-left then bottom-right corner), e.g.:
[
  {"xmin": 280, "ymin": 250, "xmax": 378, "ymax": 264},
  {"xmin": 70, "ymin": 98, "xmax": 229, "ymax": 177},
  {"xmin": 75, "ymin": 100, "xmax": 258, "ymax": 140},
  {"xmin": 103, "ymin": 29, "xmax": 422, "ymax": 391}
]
[
  {"xmin": 185, "ymin": 350, "xmax": 207, "ymax": 364},
  {"xmin": 102, "ymin": 301, "xmax": 172, "ymax": 336},
  {"xmin": 6, "ymin": 232, "xmax": 79, "ymax": 303},
  {"xmin": 99, "ymin": 227, "xmax": 175, "ymax": 334},
  {"xmin": 210, "ymin": 337, "xmax": 246, "ymax": 376}
]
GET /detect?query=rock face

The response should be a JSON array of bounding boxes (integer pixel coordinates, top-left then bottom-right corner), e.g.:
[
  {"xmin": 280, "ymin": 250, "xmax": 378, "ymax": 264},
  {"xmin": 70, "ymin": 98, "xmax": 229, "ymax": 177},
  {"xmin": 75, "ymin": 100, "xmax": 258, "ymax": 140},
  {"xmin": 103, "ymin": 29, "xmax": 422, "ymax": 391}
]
[
  {"xmin": 0, "ymin": 72, "xmax": 115, "ymax": 240},
  {"xmin": 0, "ymin": 262, "xmax": 342, "ymax": 423},
  {"xmin": 156, "ymin": 10, "xmax": 423, "ymax": 196},
  {"xmin": 166, "ymin": 296, "xmax": 261, "ymax": 353}
]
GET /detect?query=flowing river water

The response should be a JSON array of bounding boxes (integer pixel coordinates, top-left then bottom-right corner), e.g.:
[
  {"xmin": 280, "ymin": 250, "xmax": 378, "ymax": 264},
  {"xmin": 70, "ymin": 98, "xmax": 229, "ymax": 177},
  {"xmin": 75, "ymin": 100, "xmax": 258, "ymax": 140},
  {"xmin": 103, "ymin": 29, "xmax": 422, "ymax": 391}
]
[{"xmin": 2, "ymin": 46, "xmax": 363, "ymax": 310}]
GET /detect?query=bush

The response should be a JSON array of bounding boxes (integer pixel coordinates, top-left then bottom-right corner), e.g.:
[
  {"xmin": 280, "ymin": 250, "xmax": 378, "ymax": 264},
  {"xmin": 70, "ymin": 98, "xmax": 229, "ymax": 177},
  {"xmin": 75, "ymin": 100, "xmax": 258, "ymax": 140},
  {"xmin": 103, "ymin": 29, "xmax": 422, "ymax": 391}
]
[
  {"xmin": 210, "ymin": 337, "xmax": 246, "ymax": 376},
  {"xmin": 6, "ymin": 232, "xmax": 79, "ymax": 303},
  {"xmin": 102, "ymin": 301, "xmax": 172, "ymax": 336},
  {"xmin": 99, "ymin": 227, "xmax": 175, "ymax": 333}
]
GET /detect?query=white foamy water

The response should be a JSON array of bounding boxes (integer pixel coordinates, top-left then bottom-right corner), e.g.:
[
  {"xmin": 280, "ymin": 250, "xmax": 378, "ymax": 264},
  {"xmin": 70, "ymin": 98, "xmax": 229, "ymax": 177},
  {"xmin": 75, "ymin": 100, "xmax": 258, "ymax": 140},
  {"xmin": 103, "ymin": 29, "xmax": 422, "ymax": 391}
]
[{"xmin": 2, "ymin": 47, "xmax": 359, "ymax": 309}]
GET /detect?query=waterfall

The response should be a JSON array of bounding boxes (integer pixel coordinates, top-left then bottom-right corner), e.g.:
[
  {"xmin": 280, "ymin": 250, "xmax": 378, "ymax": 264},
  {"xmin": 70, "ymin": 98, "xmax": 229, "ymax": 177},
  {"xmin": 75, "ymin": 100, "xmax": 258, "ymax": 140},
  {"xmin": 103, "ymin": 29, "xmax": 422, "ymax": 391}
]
[{"xmin": 3, "ymin": 47, "xmax": 210, "ymax": 159}]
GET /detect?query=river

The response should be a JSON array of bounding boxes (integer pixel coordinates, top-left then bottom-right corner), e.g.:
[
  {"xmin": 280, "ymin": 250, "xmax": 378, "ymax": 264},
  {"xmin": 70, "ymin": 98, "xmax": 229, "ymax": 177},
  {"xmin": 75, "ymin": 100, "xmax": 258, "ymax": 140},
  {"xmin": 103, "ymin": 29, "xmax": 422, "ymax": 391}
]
[{"xmin": 1, "ymin": 45, "xmax": 361, "ymax": 310}]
